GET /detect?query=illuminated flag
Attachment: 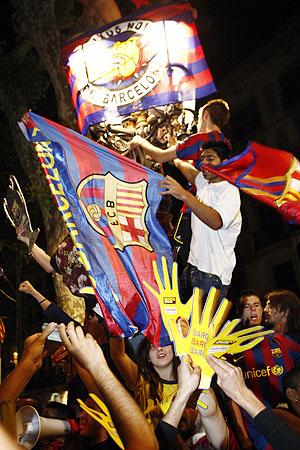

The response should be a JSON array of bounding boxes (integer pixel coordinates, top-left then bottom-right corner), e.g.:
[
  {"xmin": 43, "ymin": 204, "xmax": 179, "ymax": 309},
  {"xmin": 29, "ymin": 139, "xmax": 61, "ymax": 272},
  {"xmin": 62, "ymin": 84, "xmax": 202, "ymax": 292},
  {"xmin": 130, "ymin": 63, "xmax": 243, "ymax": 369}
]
[
  {"xmin": 20, "ymin": 112, "xmax": 173, "ymax": 346},
  {"xmin": 62, "ymin": 2, "xmax": 216, "ymax": 134},
  {"xmin": 204, "ymin": 141, "xmax": 300, "ymax": 224}
]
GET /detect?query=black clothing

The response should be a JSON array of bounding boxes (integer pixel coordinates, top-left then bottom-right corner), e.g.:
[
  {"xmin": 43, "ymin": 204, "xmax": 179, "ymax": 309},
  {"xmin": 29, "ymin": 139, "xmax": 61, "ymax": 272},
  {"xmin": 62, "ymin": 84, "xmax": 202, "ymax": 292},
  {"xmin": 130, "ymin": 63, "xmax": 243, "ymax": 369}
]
[
  {"xmin": 254, "ymin": 408, "xmax": 300, "ymax": 450},
  {"xmin": 155, "ymin": 421, "xmax": 178, "ymax": 450}
]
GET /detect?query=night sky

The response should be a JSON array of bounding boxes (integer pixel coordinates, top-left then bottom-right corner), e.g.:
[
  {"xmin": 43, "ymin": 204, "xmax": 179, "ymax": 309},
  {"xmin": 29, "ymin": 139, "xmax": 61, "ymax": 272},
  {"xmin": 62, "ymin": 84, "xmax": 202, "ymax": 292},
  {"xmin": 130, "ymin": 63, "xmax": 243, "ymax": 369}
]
[
  {"xmin": 1, "ymin": 1, "xmax": 300, "ymax": 77},
  {"xmin": 197, "ymin": 0, "xmax": 300, "ymax": 79}
]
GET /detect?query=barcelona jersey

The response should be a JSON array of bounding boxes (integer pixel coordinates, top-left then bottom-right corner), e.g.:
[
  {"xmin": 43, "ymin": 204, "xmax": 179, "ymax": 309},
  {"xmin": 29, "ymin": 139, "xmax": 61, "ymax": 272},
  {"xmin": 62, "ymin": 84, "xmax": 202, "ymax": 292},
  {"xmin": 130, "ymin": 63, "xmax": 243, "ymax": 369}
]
[
  {"xmin": 236, "ymin": 333, "xmax": 300, "ymax": 449},
  {"xmin": 237, "ymin": 333, "xmax": 300, "ymax": 408}
]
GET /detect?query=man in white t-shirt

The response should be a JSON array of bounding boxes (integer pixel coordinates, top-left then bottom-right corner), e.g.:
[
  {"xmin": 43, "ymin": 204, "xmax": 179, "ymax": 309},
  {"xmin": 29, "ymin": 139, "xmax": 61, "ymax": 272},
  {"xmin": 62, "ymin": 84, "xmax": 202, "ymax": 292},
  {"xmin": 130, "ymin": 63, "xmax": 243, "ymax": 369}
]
[
  {"xmin": 129, "ymin": 99, "xmax": 240, "ymax": 300},
  {"xmin": 159, "ymin": 140, "xmax": 242, "ymax": 302}
]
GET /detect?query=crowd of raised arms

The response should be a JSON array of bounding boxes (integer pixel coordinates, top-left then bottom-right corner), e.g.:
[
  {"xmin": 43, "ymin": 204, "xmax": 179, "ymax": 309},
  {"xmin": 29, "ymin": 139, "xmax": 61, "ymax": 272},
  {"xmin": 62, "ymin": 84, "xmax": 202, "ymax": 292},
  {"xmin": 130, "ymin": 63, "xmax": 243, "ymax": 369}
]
[{"xmin": 1, "ymin": 99, "xmax": 300, "ymax": 450}]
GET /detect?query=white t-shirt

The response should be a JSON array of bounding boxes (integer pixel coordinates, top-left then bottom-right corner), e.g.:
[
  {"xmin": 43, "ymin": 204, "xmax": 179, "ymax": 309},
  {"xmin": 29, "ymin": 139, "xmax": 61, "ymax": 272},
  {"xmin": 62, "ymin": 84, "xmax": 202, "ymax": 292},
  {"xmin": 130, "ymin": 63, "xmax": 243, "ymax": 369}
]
[{"xmin": 188, "ymin": 172, "xmax": 242, "ymax": 285}]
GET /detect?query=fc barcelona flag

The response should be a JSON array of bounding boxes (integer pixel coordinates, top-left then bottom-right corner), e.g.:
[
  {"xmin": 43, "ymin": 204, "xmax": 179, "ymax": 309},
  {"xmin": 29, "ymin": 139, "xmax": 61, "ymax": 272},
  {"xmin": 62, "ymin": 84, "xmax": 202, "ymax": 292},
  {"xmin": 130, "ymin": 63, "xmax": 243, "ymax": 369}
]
[
  {"xmin": 62, "ymin": 2, "xmax": 216, "ymax": 134},
  {"xmin": 204, "ymin": 141, "xmax": 300, "ymax": 224},
  {"xmin": 20, "ymin": 112, "xmax": 173, "ymax": 346}
]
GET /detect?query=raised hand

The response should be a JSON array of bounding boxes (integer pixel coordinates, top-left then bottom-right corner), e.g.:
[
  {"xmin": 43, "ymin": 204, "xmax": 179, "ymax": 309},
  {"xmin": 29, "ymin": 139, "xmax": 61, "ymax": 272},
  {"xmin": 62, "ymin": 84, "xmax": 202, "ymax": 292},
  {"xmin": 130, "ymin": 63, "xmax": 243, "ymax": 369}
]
[
  {"xmin": 159, "ymin": 175, "xmax": 187, "ymax": 200},
  {"xmin": 19, "ymin": 280, "xmax": 36, "ymax": 296},
  {"xmin": 168, "ymin": 287, "xmax": 272, "ymax": 389},
  {"xmin": 207, "ymin": 355, "xmax": 246, "ymax": 401},
  {"xmin": 177, "ymin": 355, "xmax": 201, "ymax": 399},
  {"xmin": 58, "ymin": 322, "xmax": 106, "ymax": 372},
  {"xmin": 22, "ymin": 322, "xmax": 56, "ymax": 369}
]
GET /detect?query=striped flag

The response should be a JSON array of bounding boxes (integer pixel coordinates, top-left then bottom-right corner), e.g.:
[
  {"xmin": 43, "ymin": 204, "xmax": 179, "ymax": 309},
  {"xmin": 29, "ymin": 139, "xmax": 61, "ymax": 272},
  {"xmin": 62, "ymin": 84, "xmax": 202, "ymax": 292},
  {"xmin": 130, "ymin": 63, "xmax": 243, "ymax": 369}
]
[
  {"xmin": 204, "ymin": 141, "xmax": 300, "ymax": 224},
  {"xmin": 20, "ymin": 112, "xmax": 173, "ymax": 346},
  {"xmin": 62, "ymin": 2, "xmax": 216, "ymax": 134}
]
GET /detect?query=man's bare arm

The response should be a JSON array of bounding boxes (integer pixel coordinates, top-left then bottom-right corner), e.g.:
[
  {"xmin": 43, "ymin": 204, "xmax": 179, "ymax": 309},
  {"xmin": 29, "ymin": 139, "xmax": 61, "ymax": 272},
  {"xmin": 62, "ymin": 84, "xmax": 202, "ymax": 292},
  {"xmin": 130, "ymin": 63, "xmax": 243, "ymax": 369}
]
[
  {"xmin": 130, "ymin": 135, "xmax": 177, "ymax": 163},
  {"xmin": 197, "ymin": 389, "xmax": 229, "ymax": 450},
  {"xmin": 159, "ymin": 176, "xmax": 222, "ymax": 230},
  {"xmin": 173, "ymin": 158, "xmax": 199, "ymax": 184},
  {"xmin": 59, "ymin": 323, "xmax": 158, "ymax": 450},
  {"xmin": 0, "ymin": 323, "xmax": 56, "ymax": 402}
]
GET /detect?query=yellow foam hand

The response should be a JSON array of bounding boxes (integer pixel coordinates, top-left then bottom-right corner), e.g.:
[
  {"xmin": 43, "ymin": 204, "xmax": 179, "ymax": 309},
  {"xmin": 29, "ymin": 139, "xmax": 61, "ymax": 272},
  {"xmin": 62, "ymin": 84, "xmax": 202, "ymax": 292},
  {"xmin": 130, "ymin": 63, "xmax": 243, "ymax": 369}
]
[
  {"xmin": 207, "ymin": 298, "xmax": 233, "ymax": 339},
  {"xmin": 146, "ymin": 259, "xmax": 274, "ymax": 391},
  {"xmin": 168, "ymin": 287, "xmax": 274, "ymax": 390},
  {"xmin": 206, "ymin": 323, "xmax": 274, "ymax": 357},
  {"xmin": 143, "ymin": 258, "xmax": 192, "ymax": 334},
  {"xmin": 77, "ymin": 394, "xmax": 124, "ymax": 449},
  {"xmin": 169, "ymin": 287, "xmax": 222, "ymax": 389}
]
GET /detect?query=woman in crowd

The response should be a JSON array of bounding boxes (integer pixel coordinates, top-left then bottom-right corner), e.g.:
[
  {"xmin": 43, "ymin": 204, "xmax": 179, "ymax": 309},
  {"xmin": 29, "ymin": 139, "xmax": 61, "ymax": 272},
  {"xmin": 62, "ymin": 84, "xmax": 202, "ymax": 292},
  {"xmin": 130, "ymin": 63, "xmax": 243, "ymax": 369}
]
[{"xmin": 110, "ymin": 336, "xmax": 179, "ymax": 428}]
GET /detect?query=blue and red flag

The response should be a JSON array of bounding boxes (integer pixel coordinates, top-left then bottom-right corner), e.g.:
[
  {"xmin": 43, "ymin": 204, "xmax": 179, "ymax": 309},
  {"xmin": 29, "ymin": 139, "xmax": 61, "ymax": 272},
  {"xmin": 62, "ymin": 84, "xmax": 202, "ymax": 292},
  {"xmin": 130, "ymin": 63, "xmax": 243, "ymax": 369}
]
[
  {"xmin": 20, "ymin": 112, "xmax": 173, "ymax": 346},
  {"xmin": 203, "ymin": 141, "xmax": 300, "ymax": 224},
  {"xmin": 62, "ymin": 2, "xmax": 216, "ymax": 134},
  {"xmin": 176, "ymin": 130, "xmax": 232, "ymax": 169}
]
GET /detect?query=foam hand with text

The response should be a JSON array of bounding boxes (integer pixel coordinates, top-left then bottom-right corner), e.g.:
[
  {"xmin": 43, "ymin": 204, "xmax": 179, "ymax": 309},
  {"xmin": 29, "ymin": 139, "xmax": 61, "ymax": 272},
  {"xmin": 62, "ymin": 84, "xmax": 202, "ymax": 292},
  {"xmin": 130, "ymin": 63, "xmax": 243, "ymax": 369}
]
[
  {"xmin": 146, "ymin": 261, "xmax": 274, "ymax": 389},
  {"xmin": 143, "ymin": 257, "xmax": 192, "ymax": 335},
  {"xmin": 171, "ymin": 288, "xmax": 274, "ymax": 389}
]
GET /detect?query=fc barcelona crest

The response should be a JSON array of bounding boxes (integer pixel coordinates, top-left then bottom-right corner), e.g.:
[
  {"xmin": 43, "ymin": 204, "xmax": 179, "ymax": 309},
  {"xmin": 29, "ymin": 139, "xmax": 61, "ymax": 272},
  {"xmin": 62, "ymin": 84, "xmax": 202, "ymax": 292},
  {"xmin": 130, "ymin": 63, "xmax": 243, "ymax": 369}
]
[
  {"xmin": 77, "ymin": 172, "xmax": 153, "ymax": 252},
  {"xmin": 68, "ymin": 20, "xmax": 165, "ymax": 109}
]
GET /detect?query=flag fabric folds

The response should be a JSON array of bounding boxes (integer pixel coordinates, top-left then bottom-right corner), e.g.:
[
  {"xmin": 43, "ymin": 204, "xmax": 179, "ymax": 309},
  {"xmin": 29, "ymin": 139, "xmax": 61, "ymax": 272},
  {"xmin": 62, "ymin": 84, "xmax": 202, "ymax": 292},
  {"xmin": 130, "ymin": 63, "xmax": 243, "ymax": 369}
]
[
  {"xmin": 21, "ymin": 112, "xmax": 173, "ymax": 346},
  {"xmin": 62, "ymin": 2, "xmax": 216, "ymax": 134},
  {"xmin": 204, "ymin": 141, "xmax": 300, "ymax": 224}
]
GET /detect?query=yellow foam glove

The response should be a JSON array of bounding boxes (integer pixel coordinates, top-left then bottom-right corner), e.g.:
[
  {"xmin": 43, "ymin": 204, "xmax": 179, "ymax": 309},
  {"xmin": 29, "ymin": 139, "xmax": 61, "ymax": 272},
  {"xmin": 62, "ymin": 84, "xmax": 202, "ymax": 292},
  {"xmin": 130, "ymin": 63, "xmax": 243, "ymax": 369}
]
[
  {"xmin": 143, "ymin": 257, "xmax": 192, "ymax": 335},
  {"xmin": 145, "ymin": 259, "xmax": 274, "ymax": 390},
  {"xmin": 78, "ymin": 394, "xmax": 124, "ymax": 449}
]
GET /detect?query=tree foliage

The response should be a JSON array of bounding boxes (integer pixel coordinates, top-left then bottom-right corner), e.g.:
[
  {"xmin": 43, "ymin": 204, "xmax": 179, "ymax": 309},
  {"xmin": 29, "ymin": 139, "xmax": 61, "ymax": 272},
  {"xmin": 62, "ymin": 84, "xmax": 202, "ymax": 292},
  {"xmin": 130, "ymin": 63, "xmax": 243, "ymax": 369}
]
[{"xmin": 0, "ymin": 0, "xmax": 87, "ymax": 324}]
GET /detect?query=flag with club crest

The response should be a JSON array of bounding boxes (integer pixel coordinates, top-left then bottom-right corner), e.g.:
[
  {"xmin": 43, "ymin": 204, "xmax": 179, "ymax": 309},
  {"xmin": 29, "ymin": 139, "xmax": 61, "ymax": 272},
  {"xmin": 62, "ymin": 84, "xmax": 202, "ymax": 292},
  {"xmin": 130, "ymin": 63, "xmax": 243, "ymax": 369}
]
[
  {"xmin": 62, "ymin": 2, "xmax": 216, "ymax": 134},
  {"xmin": 20, "ymin": 112, "xmax": 173, "ymax": 345}
]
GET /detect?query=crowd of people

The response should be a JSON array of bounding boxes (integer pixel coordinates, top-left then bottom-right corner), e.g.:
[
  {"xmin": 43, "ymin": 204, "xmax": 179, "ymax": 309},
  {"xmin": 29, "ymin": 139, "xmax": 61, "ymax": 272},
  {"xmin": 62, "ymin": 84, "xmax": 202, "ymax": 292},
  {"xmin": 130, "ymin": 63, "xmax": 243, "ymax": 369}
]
[{"xmin": 1, "ymin": 99, "xmax": 300, "ymax": 449}]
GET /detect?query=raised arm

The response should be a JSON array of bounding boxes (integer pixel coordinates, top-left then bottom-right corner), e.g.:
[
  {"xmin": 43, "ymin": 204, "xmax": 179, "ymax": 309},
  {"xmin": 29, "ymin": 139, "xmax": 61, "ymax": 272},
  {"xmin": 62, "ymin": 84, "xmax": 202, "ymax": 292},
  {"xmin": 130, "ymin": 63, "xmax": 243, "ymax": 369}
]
[
  {"xmin": 0, "ymin": 426, "xmax": 21, "ymax": 450},
  {"xmin": 159, "ymin": 176, "xmax": 222, "ymax": 230},
  {"xmin": 17, "ymin": 226, "xmax": 54, "ymax": 273},
  {"xmin": 173, "ymin": 158, "xmax": 199, "ymax": 185},
  {"xmin": 59, "ymin": 323, "xmax": 159, "ymax": 450},
  {"xmin": 207, "ymin": 356, "xmax": 265, "ymax": 417},
  {"xmin": 18, "ymin": 280, "xmax": 77, "ymax": 326},
  {"xmin": 130, "ymin": 135, "xmax": 177, "ymax": 163},
  {"xmin": 0, "ymin": 323, "xmax": 56, "ymax": 402},
  {"xmin": 109, "ymin": 337, "xmax": 139, "ymax": 388},
  {"xmin": 162, "ymin": 356, "xmax": 200, "ymax": 428},
  {"xmin": 19, "ymin": 280, "xmax": 51, "ymax": 311},
  {"xmin": 197, "ymin": 389, "xmax": 229, "ymax": 450},
  {"xmin": 207, "ymin": 355, "xmax": 300, "ymax": 450},
  {"xmin": 161, "ymin": 357, "xmax": 229, "ymax": 450}
]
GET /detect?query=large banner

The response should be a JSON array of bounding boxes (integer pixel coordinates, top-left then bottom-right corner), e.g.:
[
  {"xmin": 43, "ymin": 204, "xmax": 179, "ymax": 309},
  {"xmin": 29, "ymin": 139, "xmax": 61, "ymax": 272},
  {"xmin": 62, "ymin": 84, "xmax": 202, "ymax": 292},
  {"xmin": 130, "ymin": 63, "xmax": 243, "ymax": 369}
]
[
  {"xmin": 204, "ymin": 141, "xmax": 300, "ymax": 224},
  {"xmin": 62, "ymin": 2, "xmax": 216, "ymax": 134},
  {"xmin": 20, "ymin": 113, "xmax": 173, "ymax": 346}
]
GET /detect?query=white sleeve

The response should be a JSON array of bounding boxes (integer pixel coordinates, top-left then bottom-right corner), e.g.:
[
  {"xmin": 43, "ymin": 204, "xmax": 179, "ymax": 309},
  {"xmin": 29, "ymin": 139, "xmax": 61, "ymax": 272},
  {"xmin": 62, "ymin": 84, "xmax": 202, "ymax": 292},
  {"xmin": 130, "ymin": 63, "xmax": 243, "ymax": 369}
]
[{"xmin": 213, "ymin": 185, "xmax": 241, "ymax": 229}]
